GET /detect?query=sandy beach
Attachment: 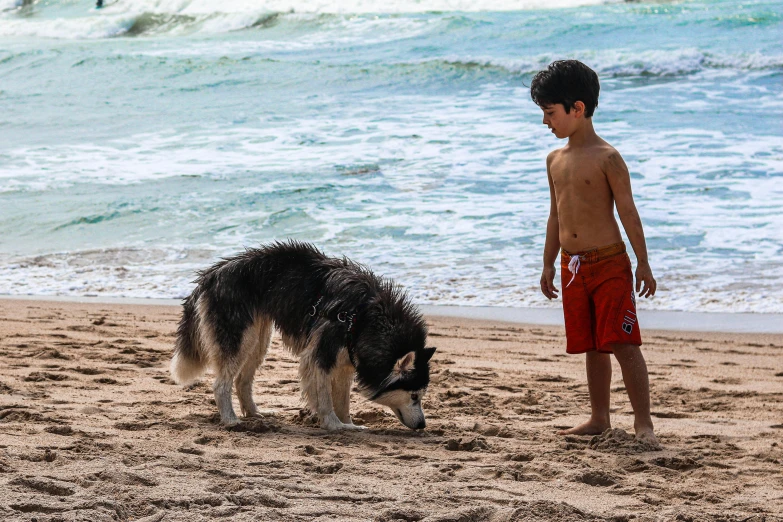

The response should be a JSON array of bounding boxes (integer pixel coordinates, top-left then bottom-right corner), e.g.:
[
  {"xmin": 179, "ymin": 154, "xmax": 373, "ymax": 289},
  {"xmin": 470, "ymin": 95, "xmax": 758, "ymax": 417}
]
[{"xmin": 0, "ymin": 298, "xmax": 781, "ymax": 521}]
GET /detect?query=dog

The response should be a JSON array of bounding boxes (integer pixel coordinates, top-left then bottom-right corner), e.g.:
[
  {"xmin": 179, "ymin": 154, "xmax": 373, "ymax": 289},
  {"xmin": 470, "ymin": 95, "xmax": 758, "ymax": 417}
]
[{"xmin": 170, "ymin": 241, "xmax": 435, "ymax": 431}]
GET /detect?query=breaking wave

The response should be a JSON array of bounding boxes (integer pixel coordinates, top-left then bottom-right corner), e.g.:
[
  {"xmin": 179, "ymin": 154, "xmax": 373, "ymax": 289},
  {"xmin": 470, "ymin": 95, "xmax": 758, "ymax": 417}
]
[
  {"xmin": 0, "ymin": 0, "xmax": 613, "ymax": 39},
  {"xmin": 411, "ymin": 49, "xmax": 783, "ymax": 80},
  {"xmin": 0, "ymin": 10, "xmax": 283, "ymax": 38}
]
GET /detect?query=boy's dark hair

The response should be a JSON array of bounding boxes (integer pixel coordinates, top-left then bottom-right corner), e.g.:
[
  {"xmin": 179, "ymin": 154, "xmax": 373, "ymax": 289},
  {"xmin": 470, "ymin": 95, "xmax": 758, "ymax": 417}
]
[{"xmin": 530, "ymin": 60, "xmax": 600, "ymax": 118}]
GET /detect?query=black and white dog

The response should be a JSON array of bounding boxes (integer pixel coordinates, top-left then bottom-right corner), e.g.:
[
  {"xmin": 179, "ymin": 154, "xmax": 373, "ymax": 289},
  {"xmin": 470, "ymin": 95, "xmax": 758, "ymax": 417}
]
[{"xmin": 171, "ymin": 241, "xmax": 435, "ymax": 431}]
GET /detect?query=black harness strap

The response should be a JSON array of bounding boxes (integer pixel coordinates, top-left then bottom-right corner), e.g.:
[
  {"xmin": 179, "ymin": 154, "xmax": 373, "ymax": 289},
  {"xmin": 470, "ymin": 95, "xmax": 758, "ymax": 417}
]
[
  {"xmin": 341, "ymin": 302, "xmax": 369, "ymax": 367},
  {"xmin": 307, "ymin": 294, "xmax": 324, "ymax": 330},
  {"xmin": 307, "ymin": 296, "xmax": 367, "ymax": 368}
]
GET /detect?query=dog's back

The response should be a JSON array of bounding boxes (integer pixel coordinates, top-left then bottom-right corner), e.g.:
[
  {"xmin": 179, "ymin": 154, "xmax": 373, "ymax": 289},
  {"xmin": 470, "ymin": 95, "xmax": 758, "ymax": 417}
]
[{"xmin": 170, "ymin": 241, "xmax": 332, "ymax": 384}]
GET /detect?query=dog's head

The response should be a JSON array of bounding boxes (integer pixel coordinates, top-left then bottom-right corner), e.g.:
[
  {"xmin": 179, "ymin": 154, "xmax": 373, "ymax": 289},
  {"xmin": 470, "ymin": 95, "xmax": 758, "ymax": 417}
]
[
  {"xmin": 340, "ymin": 279, "xmax": 436, "ymax": 430},
  {"xmin": 368, "ymin": 347, "xmax": 436, "ymax": 430}
]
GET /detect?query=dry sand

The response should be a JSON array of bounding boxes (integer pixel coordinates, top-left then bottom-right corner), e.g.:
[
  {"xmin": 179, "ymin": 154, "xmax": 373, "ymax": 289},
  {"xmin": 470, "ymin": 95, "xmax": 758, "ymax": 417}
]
[{"xmin": 0, "ymin": 298, "xmax": 781, "ymax": 522}]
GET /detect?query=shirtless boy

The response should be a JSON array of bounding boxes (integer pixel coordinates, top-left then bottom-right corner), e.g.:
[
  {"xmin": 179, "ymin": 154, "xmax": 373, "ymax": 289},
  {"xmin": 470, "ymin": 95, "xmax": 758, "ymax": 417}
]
[{"xmin": 531, "ymin": 60, "xmax": 657, "ymax": 444}]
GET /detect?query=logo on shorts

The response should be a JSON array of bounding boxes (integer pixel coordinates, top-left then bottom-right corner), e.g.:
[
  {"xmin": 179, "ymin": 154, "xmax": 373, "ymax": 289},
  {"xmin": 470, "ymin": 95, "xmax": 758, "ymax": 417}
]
[
  {"xmin": 621, "ymin": 309, "xmax": 637, "ymax": 335},
  {"xmin": 630, "ymin": 290, "xmax": 636, "ymax": 308}
]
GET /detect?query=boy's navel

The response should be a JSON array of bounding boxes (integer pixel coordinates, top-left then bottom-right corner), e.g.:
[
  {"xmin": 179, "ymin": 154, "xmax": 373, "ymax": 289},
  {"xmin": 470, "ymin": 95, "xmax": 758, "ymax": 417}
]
[
  {"xmin": 573, "ymin": 234, "xmax": 578, "ymax": 238},
  {"xmin": 585, "ymin": 180, "xmax": 591, "ymax": 185}
]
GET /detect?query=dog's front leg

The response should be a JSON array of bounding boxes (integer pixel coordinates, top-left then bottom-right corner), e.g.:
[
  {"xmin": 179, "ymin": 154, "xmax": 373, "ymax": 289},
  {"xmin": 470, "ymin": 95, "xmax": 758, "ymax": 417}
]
[
  {"xmin": 314, "ymin": 367, "xmax": 342, "ymax": 430},
  {"xmin": 314, "ymin": 367, "xmax": 364, "ymax": 431},
  {"xmin": 331, "ymin": 363, "xmax": 365, "ymax": 429}
]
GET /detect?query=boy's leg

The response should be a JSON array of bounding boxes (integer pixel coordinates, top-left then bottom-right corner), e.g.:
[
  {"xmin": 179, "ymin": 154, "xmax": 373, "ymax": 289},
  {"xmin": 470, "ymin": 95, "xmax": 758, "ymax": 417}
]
[
  {"xmin": 612, "ymin": 344, "xmax": 657, "ymax": 444},
  {"xmin": 559, "ymin": 350, "xmax": 612, "ymax": 435}
]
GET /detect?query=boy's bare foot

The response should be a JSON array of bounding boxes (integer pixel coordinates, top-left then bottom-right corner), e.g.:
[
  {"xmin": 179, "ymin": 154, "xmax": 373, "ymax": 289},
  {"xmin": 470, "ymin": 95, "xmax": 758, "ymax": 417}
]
[
  {"xmin": 634, "ymin": 425, "xmax": 659, "ymax": 447},
  {"xmin": 558, "ymin": 419, "xmax": 610, "ymax": 436}
]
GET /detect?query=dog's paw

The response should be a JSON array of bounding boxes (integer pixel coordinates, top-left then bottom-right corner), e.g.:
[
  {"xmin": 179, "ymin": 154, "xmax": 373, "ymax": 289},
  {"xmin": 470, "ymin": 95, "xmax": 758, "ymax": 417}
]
[
  {"xmin": 221, "ymin": 416, "xmax": 240, "ymax": 428},
  {"xmin": 321, "ymin": 413, "xmax": 345, "ymax": 431},
  {"xmin": 243, "ymin": 409, "xmax": 276, "ymax": 419},
  {"xmin": 343, "ymin": 423, "xmax": 368, "ymax": 431},
  {"xmin": 320, "ymin": 412, "xmax": 363, "ymax": 431}
]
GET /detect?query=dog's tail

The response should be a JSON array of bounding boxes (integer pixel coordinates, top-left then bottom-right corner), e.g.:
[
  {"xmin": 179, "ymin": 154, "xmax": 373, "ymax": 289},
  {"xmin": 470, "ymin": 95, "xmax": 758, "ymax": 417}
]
[{"xmin": 171, "ymin": 293, "xmax": 207, "ymax": 385}]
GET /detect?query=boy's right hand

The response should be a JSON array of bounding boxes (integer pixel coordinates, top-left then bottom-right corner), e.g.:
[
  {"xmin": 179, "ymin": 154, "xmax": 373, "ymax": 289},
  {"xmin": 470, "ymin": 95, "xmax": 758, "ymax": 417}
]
[{"xmin": 540, "ymin": 265, "xmax": 559, "ymax": 299}]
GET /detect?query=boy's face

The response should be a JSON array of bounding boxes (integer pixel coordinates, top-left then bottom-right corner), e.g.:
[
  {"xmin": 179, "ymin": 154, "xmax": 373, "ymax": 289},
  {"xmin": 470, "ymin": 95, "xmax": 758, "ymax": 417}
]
[{"xmin": 540, "ymin": 103, "xmax": 577, "ymax": 139}]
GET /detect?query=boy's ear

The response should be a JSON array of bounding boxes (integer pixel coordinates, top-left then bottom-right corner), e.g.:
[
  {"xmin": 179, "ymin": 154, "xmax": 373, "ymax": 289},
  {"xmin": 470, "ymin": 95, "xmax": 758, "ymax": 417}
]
[{"xmin": 573, "ymin": 100, "xmax": 586, "ymax": 117}]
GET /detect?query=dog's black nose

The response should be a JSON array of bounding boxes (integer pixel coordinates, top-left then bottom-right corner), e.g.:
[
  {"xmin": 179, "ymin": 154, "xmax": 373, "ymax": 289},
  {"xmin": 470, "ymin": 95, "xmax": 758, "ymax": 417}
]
[{"xmin": 415, "ymin": 419, "xmax": 426, "ymax": 430}]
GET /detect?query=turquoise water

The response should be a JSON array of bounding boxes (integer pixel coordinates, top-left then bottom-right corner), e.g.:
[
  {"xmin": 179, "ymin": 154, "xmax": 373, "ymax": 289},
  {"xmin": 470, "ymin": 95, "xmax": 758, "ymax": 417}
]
[{"xmin": 1, "ymin": 0, "xmax": 781, "ymax": 312}]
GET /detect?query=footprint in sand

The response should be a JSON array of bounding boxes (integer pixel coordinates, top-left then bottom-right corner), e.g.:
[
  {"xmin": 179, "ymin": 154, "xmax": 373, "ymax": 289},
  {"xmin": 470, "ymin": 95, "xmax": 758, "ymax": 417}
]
[
  {"xmin": 306, "ymin": 462, "xmax": 343, "ymax": 475},
  {"xmin": 572, "ymin": 469, "xmax": 619, "ymax": 487},
  {"xmin": 376, "ymin": 507, "xmax": 427, "ymax": 522},
  {"xmin": 24, "ymin": 372, "xmax": 69, "ymax": 382},
  {"xmin": 225, "ymin": 490, "xmax": 288, "ymax": 508},
  {"xmin": 91, "ymin": 470, "xmax": 158, "ymax": 487},
  {"xmin": 648, "ymin": 456, "xmax": 701, "ymax": 471},
  {"xmin": 0, "ymin": 408, "xmax": 43, "ymax": 423},
  {"xmin": 10, "ymin": 476, "xmax": 75, "ymax": 496},
  {"xmin": 43, "ymin": 425, "xmax": 74, "ymax": 435},
  {"xmin": 18, "ymin": 449, "xmax": 57, "ymax": 462},
  {"xmin": 95, "ymin": 377, "xmax": 128, "ymax": 385},
  {"xmin": 226, "ymin": 419, "xmax": 279, "ymax": 433},
  {"xmin": 444, "ymin": 437, "xmax": 489, "ymax": 452}
]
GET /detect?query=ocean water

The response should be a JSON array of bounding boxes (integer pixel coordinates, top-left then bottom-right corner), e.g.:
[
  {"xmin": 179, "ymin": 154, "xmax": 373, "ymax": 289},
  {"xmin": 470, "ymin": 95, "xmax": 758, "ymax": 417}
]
[{"xmin": 0, "ymin": 0, "xmax": 781, "ymax": 313}]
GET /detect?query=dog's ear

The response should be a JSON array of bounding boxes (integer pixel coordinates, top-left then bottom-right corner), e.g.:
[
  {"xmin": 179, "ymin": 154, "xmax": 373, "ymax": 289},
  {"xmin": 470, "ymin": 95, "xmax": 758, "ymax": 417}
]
[
  {"xmin": 393, "ymin": 351, "xmax": 416, "ymax": 375},
  {"xmin": 422, "ymin": 347, "xmax": 436, "ymax": 362}
]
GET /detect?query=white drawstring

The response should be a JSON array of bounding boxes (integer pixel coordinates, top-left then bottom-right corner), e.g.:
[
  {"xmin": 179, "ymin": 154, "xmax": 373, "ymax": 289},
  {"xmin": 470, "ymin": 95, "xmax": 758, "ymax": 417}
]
[{"xmin": 566, "ymin": 254, "xmax": 581, "ymax": 287}]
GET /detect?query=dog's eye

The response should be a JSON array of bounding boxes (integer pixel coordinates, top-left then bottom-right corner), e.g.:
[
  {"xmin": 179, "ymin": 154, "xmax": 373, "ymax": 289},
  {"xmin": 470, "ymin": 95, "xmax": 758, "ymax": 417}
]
[{"xmin": 411, "ymin": 393, "xmax": 419, "ymax": 402}]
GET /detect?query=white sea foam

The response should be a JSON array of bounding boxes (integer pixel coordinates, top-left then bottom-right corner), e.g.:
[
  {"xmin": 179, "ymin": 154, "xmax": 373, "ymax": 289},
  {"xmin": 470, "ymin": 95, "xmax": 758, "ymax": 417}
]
[
  {"xmin": 0, "ymin": 0, "xmax": 614, "ymax": 39},
  {"xmin": 2, "ymin": 100, "xmax": 781, "ymax": 312},
  {"xmin": 103, "ymin": 0, "xmax": 613, "ymax": 15}
]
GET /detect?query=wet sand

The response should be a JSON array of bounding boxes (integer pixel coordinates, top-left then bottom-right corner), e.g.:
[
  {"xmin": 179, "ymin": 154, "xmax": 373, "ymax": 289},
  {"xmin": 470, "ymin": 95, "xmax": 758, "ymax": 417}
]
[{"xmin": 0, "ymin": 299, "xmax": 781, "ymax": 521}]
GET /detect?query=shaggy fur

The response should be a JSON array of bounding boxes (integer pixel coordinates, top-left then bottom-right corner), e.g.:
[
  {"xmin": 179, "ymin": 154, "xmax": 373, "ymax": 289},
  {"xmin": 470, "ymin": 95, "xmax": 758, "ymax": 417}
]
[{"xmin": 171, "ymin": 241, "xmax": 435, "ymax": 430}]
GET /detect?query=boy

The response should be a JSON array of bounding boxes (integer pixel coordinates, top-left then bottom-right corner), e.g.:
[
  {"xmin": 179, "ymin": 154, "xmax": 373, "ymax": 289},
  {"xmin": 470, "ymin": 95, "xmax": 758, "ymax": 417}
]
[{"xmin": 531, "ymin": 60, "xmax": 657, "ymax": 444}]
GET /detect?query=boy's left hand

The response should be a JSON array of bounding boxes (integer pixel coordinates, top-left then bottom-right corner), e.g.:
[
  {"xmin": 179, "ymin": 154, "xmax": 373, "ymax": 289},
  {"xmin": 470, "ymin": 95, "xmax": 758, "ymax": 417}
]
[{"xmin": 635, "ymin": 262, "xmax": 656, "ymax": 298}]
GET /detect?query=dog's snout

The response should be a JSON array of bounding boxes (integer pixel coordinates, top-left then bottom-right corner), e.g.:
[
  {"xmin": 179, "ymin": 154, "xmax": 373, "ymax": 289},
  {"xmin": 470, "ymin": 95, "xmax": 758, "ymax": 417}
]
[{"xmin": 415, "ymin": 419, "xmax": 425, "ymax": 430}]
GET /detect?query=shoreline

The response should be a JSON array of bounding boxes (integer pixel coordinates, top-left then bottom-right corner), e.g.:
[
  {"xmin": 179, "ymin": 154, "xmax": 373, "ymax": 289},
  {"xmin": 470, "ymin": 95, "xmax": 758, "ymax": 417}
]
[{"xmin": 2, "ymin": 294, "xmax": 782, "ymax": 334}]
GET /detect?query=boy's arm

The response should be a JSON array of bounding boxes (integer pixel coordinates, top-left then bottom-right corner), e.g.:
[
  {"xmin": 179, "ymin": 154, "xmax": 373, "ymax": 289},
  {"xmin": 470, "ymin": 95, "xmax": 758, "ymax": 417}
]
[
  {"xmin": 541, "ymin": 154, "xmax": 560, "ymax": 300},
  {"xmin": 604, "ymin": 151, "xmax": 657, "ymax": 298}
]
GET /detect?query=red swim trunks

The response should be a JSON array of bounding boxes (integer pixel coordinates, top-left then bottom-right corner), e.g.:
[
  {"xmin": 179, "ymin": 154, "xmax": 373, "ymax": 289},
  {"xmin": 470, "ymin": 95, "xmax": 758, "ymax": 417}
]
[{"xmin": 560, "ymin": 242, "xmax": 642, "ymax": 354}]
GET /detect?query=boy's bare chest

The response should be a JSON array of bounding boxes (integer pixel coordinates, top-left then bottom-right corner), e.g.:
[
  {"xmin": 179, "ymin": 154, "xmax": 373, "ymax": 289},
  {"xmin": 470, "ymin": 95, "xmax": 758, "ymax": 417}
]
[{"xmin": 550, "ymin": 156, "xmax": 609, "ymax": 194}]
